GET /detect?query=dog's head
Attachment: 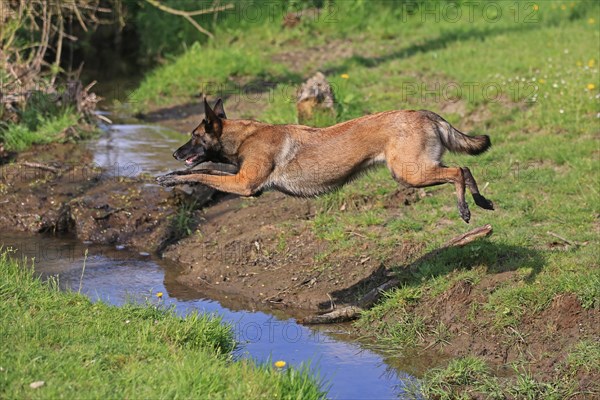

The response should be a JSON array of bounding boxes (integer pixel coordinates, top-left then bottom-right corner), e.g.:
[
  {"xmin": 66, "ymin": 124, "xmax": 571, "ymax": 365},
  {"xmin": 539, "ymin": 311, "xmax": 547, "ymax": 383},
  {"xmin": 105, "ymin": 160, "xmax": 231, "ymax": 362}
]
[{"xmin": 173, "ymin": 98, "xmax": 227, "ymax": 168}]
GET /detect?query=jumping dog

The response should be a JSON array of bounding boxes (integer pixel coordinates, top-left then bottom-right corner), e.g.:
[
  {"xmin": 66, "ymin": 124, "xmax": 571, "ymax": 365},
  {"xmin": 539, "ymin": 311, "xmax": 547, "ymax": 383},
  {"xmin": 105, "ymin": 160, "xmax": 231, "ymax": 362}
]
[{"xmin": 157, "ymin": 99, "xmax": 493, "ymax": 222}]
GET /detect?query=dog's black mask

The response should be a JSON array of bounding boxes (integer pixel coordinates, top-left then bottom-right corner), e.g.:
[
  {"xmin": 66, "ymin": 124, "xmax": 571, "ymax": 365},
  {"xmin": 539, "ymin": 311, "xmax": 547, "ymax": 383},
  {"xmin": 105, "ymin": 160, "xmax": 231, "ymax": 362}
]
[{"xmin": 173, "ymin": 98, "xmax": 226, "ymax": 169}]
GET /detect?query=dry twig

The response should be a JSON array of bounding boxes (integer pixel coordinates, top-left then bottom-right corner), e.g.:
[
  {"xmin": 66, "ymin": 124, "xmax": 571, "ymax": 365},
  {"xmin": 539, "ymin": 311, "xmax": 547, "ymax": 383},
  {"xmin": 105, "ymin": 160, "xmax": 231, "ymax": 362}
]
[{"xmin": 144, "ymin": 0, "xmax": 234, "ymax": 39}]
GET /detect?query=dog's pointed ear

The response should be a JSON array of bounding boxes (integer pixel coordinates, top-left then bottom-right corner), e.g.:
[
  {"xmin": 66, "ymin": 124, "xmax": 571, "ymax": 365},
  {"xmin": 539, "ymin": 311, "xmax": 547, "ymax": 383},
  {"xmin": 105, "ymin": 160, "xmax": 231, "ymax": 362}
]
[
  {"xmin": 213, "ymin": 98, "xmax": 227, "ymax": 119},
  {"xmin": 204, "ymin": 97, "xmax": 219, "ymax": 123},
  {"xmin": 203, "ymin": 97, "xmax": 223, "ymax": 136}
]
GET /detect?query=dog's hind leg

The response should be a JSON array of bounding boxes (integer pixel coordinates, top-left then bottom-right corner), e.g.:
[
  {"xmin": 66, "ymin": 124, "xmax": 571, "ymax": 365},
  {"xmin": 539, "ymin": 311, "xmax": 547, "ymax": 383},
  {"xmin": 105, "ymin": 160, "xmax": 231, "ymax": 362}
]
[
  {"xmin": 461, "ymin": 167, "xmax": 494, "ymax": 210},
  {"xmin": 388, "ymin": 161, "xmax": 471, "ymax": 223}
]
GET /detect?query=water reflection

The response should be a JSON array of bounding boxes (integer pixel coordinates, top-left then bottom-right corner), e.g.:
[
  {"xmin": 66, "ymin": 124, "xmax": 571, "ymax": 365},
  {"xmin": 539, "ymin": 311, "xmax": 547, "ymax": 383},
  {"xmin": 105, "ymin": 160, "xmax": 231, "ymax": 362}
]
[{"xmin": 87, "ymin": 124, "xmax": 184, "ymax": 177}]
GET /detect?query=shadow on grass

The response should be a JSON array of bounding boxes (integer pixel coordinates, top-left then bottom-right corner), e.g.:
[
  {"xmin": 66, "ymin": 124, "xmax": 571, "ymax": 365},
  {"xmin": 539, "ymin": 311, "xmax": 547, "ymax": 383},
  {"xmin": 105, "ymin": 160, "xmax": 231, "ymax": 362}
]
[
  {"xmin": 323, "ymin": 23, "xmax": 544, "ymax": 76},
  {"xmin": 328, "ymin": 240, "xmax": 545, "ymax": 307},
  {"xmin": 138, "ymin": 71, "xmax": 304, "ymax": 124}
]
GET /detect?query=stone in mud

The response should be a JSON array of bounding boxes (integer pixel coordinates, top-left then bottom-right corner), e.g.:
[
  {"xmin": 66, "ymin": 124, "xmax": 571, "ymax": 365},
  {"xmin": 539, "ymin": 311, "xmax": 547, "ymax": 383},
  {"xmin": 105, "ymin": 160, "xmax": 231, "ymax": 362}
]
[{"xmin": 174, "ymin": 184, "xmax": 214, "ymax": 201}]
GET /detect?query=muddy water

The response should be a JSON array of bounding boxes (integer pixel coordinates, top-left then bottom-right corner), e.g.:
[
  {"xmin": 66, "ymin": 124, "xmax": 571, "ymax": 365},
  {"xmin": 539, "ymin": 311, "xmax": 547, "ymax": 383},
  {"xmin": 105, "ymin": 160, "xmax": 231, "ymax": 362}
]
[{"xmin": 1, "ymin": 231, "xmax": 421, "ymax": 399}]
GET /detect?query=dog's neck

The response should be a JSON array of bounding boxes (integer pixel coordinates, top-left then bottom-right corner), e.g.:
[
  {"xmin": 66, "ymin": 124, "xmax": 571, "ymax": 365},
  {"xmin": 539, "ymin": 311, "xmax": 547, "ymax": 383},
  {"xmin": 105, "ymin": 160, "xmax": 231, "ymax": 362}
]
[
  {"xmin": 219, "ymin": 119, "xmax": 324, "ymax": 162},
  {"xmin": 220, "ymin": 119, "xmax": 268, "ymax": 154}
]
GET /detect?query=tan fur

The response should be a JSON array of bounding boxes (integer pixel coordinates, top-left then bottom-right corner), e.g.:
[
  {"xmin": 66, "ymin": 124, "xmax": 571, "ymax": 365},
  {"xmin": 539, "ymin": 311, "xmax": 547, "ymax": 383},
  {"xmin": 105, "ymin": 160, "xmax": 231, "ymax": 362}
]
[{"xmin": 158, "ymin": 100, "xmax": 493, "ymax": 223}]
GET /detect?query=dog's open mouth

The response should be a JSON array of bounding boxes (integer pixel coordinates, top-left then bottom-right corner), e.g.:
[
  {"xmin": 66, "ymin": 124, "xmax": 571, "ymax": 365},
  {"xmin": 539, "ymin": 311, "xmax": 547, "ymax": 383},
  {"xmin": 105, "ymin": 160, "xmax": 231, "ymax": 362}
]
[{"xmin": 184, "ymin": 154, "xmax": 202, "ymax": 167}]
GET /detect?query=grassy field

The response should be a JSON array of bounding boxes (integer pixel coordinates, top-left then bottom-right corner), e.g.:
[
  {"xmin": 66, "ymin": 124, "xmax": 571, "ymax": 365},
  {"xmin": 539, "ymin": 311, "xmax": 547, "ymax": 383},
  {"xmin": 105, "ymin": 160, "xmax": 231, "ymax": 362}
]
[
  {"xmin": 0, "ymin": 251, "xmax": 324, "ymax": 399},
  {"xmin": 131, "ymin": 0, "xmax": 599, "ymax": 397}
]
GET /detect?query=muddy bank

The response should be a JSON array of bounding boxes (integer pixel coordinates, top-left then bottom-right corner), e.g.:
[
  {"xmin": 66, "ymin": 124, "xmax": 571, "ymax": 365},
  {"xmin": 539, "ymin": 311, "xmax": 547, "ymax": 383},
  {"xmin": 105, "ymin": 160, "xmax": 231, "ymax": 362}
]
[
  {"xmin": 361, "ymin": 277, "xmax": 599, "ymax": 394},
  {"xmin": 0, "ymin": 142, "xmax": 212, "ymax": 252},
  {"xmin": 163, "ymin": 191, "xmax": 423, "ymax": 311}
]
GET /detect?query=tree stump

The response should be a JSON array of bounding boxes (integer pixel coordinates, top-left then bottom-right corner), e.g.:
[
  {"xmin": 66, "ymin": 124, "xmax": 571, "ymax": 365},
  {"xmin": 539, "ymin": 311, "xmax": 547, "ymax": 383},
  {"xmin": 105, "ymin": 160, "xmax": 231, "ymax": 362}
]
[{"xmin": 296, "ymin": 72, "xmax": 336, "ymax": 124}]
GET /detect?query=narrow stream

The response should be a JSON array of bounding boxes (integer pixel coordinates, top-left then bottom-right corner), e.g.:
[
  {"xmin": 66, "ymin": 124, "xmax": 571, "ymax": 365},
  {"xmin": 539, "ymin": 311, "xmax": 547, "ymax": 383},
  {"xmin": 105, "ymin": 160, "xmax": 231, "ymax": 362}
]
[
  {"xmin": 2, "ymin": 123, "xmax": 429, "ymax": 399},
  {"xmin": 87, "ymin": 122, "xmax": 183, "ymax": 176}
]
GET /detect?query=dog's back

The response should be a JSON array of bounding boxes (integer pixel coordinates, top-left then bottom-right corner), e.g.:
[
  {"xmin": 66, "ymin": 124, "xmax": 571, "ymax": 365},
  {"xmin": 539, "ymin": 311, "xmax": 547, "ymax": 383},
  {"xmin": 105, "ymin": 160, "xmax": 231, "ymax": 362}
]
[{"xmin": 263, "ymin": 110, "xmax": 489, "ymax": 198}]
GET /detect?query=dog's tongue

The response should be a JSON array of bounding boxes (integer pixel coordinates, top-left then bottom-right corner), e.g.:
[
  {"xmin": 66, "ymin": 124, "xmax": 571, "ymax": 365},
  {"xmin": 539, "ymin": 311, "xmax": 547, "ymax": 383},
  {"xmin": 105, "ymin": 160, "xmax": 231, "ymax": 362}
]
[{"xmin": 185, "ymin": 155, "xmax": 199, "ymax": 165}]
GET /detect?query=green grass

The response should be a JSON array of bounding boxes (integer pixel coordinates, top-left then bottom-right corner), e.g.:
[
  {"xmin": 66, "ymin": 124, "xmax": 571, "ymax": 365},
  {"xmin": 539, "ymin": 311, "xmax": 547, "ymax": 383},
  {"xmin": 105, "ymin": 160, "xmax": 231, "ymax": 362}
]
[
  {"xmin": 306, "ymin": 0, "xmax": 600, "ymax": 328},
  {"xmin": 130, "ymin": 42, "xmax": 293, "ymax": 110},
  {"xmin": 409, "ymin": 355, "xmax": 593, "ymax": 400},
  {"xmin": 171, "ymin": 197, "xmax": 202, "ymax": 239},
  {"xmin": 567, "ymin": 339, "xmax": 600, "ymax": 374},
  {"xmin": 0, "ymin": 251, "xmax": 325, "ymax": 399},
  {"xmin": 0, "ymin": 110, "xmax": 80, "ymax": 152}
]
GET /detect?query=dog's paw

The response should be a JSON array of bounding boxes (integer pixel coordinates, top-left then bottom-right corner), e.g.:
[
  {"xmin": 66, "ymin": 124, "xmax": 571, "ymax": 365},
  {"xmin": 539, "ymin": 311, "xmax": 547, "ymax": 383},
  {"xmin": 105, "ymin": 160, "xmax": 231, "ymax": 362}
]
[
  {"xmin": 156, "ymin": 174, "xmax": 180, "ymax": 187},
  {"xmin": 458, "ymin": 202, "xmax": 471, "ymax": 224},
  {"xmin": 473, "ymin": 193, "xmax": 494, "ymax": 211}
]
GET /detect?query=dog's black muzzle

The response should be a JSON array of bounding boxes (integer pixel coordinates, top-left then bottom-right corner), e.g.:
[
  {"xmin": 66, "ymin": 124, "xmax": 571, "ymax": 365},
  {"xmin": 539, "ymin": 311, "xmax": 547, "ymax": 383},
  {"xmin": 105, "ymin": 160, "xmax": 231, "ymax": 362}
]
[{"xmin": 173, "ymin": 142, "xmax": 206, "ymax": 169}]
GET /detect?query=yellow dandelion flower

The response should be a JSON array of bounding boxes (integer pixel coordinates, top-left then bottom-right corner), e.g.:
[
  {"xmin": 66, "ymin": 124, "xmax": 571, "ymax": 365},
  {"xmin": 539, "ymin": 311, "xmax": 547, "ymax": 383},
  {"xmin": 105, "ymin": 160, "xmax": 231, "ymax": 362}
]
[
  {"xmin": 589, "ymin": 59, "xmax": 596, "ymax": 68},
  {"xmin": 274, "ymin": 360, "xmax": 286, "ymax": 368},
  {"xmin": 561, "ymin": 4, "xmax": 566, "ymax": 10},
  {"xmin": 587, "ymin": 83, "xmax": 596, "ymax": 91},
  {"xmin": 533, "ymin": 4, "xmax": 539, "ymax": 11},
  {"xmin": 589, "ymin": 18, "xmax": 596, "ymax": 24},
  {"xmin": 156, "ymin": 292, "xmax": 163, "ymax": 299},
  {"xmin": 340, "ymin": 74, "xmax": 350, "ymax": 79},
  {"xmin": 538, "ymin": 79, "xmax": 546, "ymax": 84},
  {"xmin": 576, "ymin": 60, "xmax": 583, "ymax": 67}
]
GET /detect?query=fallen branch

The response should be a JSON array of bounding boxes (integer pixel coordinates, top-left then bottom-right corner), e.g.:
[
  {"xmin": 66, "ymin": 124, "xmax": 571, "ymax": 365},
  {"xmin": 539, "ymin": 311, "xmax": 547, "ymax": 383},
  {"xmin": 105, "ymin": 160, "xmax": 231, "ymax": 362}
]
[
  {"xmin": 444, "ymin": 224, "xmax": 493, "ymax": 247},
  {"xmin": 301, "ymin": 224, "xmax": 493, "ymax": 325},
  {"xmin": 22, "ymin": 161, "xmax": 60, "ymax": 173},
  {"xmin": 144, "ymin": 0, "xmax": 233, "ymax": 39},
  {"xmin": 358, "ymin": 278, "xmax": 401, "ymax": 309},
  {"xmin": 300, "ymin": 306, "xmax": 363, "ymax": 324},
  {"xmin": 546, "ymin": 231, "xmax": 586, "ymax": 248}
]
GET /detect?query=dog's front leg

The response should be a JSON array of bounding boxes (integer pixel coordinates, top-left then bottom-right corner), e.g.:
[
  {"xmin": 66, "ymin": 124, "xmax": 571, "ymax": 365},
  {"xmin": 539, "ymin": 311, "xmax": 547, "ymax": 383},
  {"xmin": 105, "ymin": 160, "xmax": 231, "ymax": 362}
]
[
  {"xmin": 161, "ymin": 168, "xmax": 235, "ymax": 178},
  {"xmin": 157, "ymin": 165, "xmax": 270, "ymax": 196},
  {"xmin": 158, "ymin": 173, "xmax": 255, "ymax": 196}
]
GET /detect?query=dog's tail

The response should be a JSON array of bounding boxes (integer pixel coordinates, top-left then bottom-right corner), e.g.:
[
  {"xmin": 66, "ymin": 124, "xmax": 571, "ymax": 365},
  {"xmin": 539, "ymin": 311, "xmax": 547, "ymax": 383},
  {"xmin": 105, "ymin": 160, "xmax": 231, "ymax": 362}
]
[
  {"xmin": 422, "ymin": 110, "xmax": 491, "ymax": 155},
  {"xmin": 441, "ymin": 126, "xmax": 491, "ymax": 155}
]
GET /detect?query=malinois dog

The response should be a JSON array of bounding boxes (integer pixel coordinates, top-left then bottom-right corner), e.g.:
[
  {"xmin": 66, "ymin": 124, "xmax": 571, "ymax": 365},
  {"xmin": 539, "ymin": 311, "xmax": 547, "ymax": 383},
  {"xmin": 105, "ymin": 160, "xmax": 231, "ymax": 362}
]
[{"xmin": 157, "ymin": 98, "xmax": 493, "ymax": 223}]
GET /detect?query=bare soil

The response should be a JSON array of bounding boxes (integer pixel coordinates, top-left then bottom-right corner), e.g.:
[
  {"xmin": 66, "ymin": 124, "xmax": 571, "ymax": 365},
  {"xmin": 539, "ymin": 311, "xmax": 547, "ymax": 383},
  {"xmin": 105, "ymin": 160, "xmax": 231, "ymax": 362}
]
[
  {"xmin": 444, "ymin": 282, "xmax": 596, "ymax": 375},
  {"xmin": 0, "ymin": 138, "xmax": 415, "ymax": 312},
  {"xmin": 164, "ymin": 191, "xmax": 423, "ymax": 311}
]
